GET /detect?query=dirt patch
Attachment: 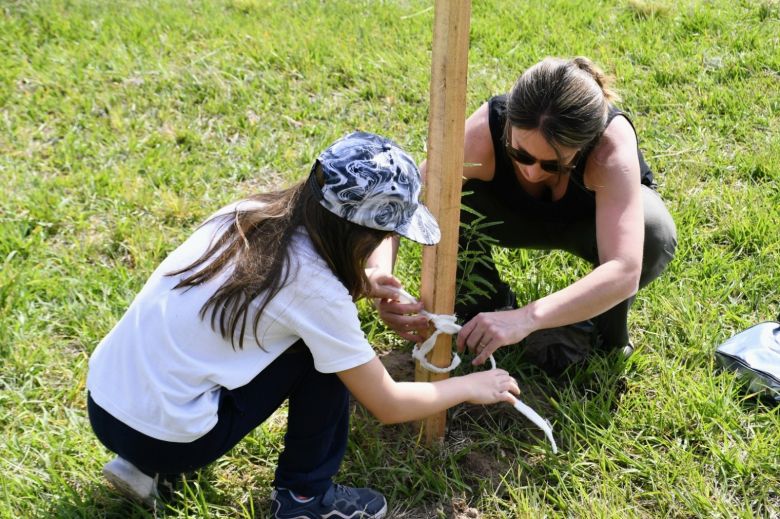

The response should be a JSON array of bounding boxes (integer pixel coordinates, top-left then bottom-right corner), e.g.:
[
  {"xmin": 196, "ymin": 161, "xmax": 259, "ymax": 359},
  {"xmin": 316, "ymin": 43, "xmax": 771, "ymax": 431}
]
[
  {"xmin": 459, "ymin": 449, "xmax": 511, "ymax": 490},
  {"xmin": 379, "ymin": 349, "xmax": 416, "ymax": 382}
]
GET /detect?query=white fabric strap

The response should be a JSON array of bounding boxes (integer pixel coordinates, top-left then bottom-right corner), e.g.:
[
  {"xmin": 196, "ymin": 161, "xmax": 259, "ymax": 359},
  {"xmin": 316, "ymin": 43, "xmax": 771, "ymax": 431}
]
[
  {"xmin": 391, "ymin": 287, "xmax": 558, "ymax": 453},
  {"xmin": 412, "ymin": 312, "xmax": 462, "ymax": 373}
]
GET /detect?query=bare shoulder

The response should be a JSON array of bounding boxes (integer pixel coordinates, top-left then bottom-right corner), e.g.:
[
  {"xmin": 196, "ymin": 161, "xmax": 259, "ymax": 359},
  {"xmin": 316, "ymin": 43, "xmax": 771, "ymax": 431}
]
[
  {"xmin": 590, "ymin": 115, "xmax": 638, "ymax": 166},
  {"xmin": 585, "ymin": 115, "xmax": 641, "ymax": 190},
  {"xmin": 462, "ymin": 102, "xmax": 496, "ymax": 181}
]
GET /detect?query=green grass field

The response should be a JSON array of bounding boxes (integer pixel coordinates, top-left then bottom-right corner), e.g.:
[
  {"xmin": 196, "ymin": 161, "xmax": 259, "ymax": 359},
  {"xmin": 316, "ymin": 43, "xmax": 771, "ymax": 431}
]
[{"xmin": 2, "ymin": 0, "xmax": 779, "ymax": 517}]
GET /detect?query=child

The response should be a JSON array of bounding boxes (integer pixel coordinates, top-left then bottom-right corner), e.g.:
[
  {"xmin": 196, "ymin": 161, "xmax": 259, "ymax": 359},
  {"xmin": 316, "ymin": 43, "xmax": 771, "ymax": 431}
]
[{"xmin": 87, "ymin": 131, "xmax": 521, "ymax": 518}]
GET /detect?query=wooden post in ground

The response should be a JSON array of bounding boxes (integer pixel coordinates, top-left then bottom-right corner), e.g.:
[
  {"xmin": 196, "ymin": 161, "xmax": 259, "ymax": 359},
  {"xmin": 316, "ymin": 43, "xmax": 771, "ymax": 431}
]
[{"xmin": 417, "ymin": 0, "xmax": 471, "ymax": 443}]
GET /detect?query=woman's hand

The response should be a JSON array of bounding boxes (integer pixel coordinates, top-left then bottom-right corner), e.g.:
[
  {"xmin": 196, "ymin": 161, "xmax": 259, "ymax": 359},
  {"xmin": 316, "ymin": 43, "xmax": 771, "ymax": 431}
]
[
  {"xmin": 365, "ymin": 267, "xmax": 430, "ymax": 343},
  {"xmin": 456, "ymin": 308, "xmax": 534, "ymax": 365},
  {"xmin": 463, "ymin": 369, "xmax": 520, "ymax": 405}
]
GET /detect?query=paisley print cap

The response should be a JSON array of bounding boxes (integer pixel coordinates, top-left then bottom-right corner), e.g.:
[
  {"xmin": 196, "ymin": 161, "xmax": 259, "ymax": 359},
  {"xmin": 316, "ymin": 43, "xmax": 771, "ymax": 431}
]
[{"xmin": 310, "ymin": 131, "xmax": 441, "ymax": 245}]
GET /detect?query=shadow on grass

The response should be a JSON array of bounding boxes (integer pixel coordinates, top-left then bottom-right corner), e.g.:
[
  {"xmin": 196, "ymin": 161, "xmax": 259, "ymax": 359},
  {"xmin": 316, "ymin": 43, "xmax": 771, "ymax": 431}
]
[{"xmin": 449, "ymin": 344, "xmax": 631, "ymax": 440}]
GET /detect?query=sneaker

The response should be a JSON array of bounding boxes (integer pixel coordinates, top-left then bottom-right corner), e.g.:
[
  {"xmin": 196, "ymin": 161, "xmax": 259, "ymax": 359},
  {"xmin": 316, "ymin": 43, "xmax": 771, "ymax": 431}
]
[
  {"xmin": 271, "ymin": 484, "xmax": 387, "ymax": 519},
  {"xmin": 102, "ymin": 456, "xmax": 160, "ymax": 509}
]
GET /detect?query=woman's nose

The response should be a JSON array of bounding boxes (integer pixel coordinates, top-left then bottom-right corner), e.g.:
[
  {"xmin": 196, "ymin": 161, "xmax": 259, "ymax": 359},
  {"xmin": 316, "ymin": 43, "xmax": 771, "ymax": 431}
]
[{"xmin": 524, "ymin": 163, "xmax": 547, "ymax": 182}]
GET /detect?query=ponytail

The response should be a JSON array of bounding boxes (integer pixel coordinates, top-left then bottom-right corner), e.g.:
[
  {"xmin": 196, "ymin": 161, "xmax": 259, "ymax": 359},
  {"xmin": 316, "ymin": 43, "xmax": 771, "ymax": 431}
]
[{"xmin": 571, "ymin": 56, "xmax": 621, "ymax": 103}]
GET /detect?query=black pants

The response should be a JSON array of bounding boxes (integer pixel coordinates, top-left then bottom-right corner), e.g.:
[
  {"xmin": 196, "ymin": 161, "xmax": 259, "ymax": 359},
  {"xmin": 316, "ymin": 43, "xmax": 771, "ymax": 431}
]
[
  {"xmin": 88, "ymin": 340, "xmax": 349, "ymax": 496},
  {"xmin": 456, "ymin": 180, "xmax": 677, "ymax": 350}
]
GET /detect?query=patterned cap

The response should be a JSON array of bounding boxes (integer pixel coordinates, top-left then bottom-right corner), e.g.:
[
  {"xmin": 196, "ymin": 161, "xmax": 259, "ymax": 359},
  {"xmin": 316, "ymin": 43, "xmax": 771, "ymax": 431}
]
[{"xmin": 310, "ymin": 131, "xmax": 441, "ymax": 245}]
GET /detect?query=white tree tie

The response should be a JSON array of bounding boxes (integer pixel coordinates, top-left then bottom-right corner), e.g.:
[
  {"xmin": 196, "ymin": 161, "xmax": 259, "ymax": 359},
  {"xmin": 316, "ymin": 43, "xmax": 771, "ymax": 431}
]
[{"xmin": 391, "ymin": 287, "xmax": 558, "ymax": 453}]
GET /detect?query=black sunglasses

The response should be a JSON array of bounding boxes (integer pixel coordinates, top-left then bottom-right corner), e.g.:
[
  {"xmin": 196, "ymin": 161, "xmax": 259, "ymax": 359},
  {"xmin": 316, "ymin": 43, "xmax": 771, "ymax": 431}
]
[{"xmin": 504, "ymin": 124, "xmax": 579, "ymax": 175}]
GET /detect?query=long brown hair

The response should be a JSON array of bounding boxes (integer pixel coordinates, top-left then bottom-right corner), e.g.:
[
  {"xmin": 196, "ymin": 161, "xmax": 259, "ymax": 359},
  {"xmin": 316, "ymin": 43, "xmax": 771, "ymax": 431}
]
[
  {"xmin": 169, "ymin": 170, "xmax": 390, "ymax": 350},
  {"xmin": 507, "ymin": 57, "xmax": 620, "ymax": 158}
]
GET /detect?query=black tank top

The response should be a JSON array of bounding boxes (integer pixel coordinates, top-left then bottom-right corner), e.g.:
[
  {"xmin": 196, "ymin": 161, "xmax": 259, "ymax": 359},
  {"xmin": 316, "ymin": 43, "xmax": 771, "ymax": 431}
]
[{"xmin": 485, "ymin": 95, "xmax": 655, "ymax": 221}]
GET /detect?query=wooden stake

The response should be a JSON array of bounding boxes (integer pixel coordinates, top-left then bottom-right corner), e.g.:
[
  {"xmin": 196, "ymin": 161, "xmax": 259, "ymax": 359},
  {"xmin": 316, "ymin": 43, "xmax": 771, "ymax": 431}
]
[{"xmin": 417, "ymin": 0, "xmax": 471, "ymax": 443}]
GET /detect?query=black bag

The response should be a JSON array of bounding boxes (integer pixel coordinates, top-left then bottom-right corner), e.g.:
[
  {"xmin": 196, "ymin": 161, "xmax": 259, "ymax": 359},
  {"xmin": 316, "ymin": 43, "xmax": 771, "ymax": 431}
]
[{"xmin": 715, "ymin": 318, "xmax": 780, "ymax": 402}]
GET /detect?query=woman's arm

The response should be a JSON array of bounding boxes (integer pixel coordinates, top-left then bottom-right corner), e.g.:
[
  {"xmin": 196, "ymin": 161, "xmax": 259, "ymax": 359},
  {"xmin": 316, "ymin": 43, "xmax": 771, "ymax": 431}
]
[
  {"xmin": 458, "ymin": 116, "xmax": 645, "ymax": 364},
  {"xmin": 419, "ymin": 101, "xmax": 496, "ymax": 182},
  {"xmin": 337, "ymin": 357, "xmax": 519, "ymax": 424}
]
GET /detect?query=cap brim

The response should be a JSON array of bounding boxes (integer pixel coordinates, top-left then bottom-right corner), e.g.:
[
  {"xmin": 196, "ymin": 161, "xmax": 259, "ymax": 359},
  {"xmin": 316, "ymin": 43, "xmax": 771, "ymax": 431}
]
[{"xmin": 396, "ymin": 204, "xmax": 441, "ymax": 245}]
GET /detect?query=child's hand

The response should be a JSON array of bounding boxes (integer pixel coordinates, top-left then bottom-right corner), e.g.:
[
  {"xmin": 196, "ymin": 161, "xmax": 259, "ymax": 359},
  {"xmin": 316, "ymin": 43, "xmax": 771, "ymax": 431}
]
[
  {"xmin": 464, "ymin": 369, "xmax": 520, "ymax": 405},
  {"xmin": 365, "ymin": 269, "xmax": 430, "ymax": 343},
  {"xmin": 376, "ymin": 298, "xmax": 430, "ymax": 343},
  {"xmin": 364, "ymin": 267, "xmax": 402, "ymax": 300}
]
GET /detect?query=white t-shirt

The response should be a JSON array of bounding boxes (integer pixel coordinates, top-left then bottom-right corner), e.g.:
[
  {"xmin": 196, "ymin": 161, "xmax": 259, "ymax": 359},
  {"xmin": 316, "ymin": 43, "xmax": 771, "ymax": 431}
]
[{"xmin": 87, "ymin": 202, "xmax": 376, "ymax": 443}]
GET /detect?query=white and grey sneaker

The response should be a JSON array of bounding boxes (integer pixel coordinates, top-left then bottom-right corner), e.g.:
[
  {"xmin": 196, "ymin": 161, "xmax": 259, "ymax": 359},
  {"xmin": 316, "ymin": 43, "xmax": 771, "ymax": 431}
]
[
  {"xmin": 271, "ymin": 484, "xmax": 387, "ymax": 518},
  {"xmin": 102, "ymin": 456, "xmax": 161, "ymax": 509}
]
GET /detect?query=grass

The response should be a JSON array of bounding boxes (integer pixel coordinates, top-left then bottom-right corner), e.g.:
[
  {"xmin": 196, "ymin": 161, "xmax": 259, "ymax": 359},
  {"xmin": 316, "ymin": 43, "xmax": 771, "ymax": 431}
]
[{"xmin": 1, "ymin": 0, "xmax": 779, "ymax": 517}]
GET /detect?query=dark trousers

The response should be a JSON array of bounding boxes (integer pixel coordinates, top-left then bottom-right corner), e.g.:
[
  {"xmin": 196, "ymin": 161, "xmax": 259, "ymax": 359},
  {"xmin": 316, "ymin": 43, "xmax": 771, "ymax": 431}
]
[
  {"xmin": 88, "ymin": 340, "xmax": 349, "ymax": 496},
  {"xmin": 457, "ymin": 180, "xmax": 677, "ymax": 348}
]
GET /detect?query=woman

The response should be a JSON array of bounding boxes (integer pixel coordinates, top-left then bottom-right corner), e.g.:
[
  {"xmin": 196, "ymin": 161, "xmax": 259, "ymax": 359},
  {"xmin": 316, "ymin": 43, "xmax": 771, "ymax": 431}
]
[
  {"xmin": 373, "ymin": 57, "xmax": 677, "ymax": 374},
  {"xmin": 86, "ymin": 132, "xmax": 520, "ymax": 517}
]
